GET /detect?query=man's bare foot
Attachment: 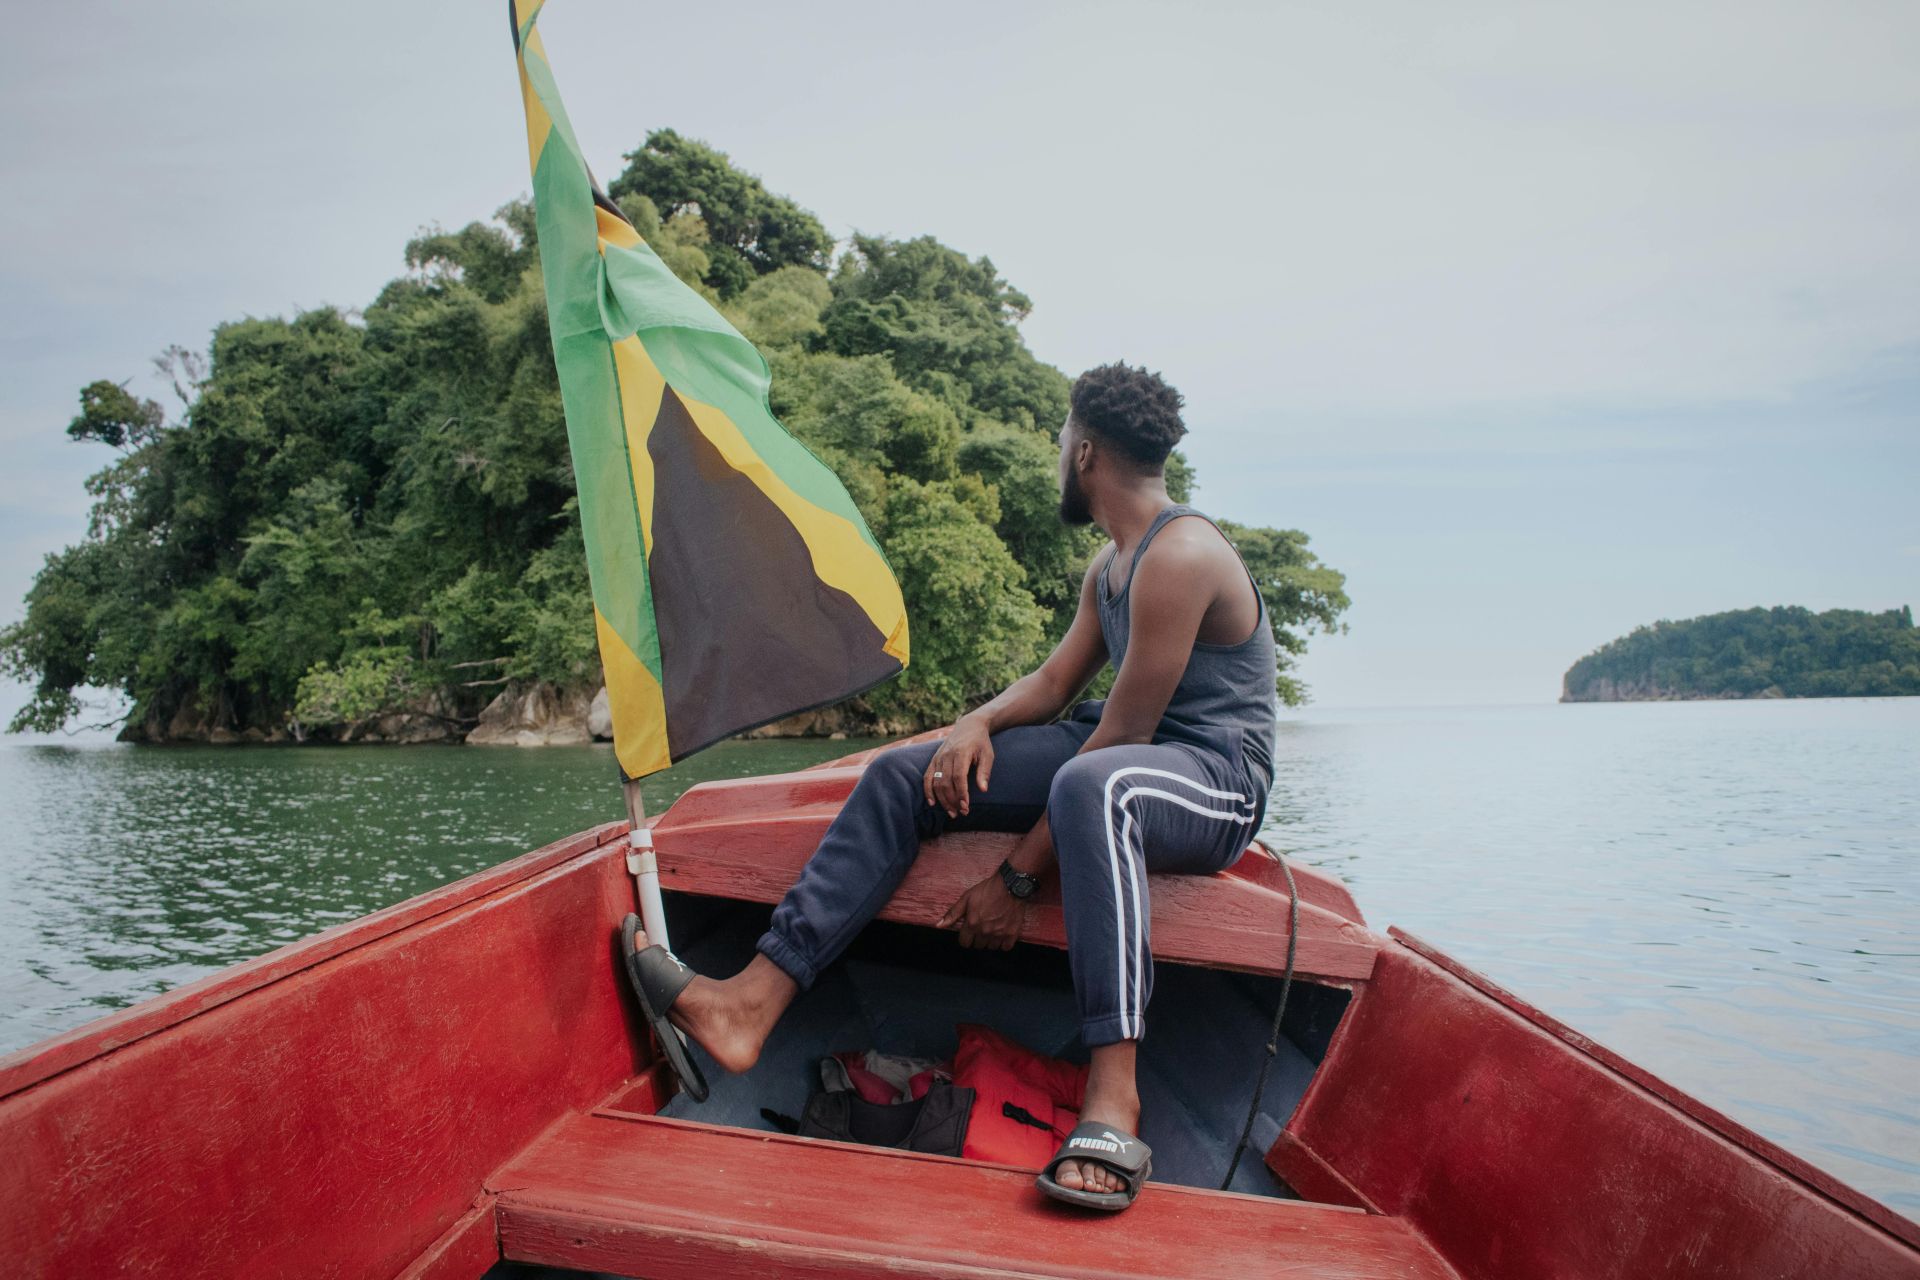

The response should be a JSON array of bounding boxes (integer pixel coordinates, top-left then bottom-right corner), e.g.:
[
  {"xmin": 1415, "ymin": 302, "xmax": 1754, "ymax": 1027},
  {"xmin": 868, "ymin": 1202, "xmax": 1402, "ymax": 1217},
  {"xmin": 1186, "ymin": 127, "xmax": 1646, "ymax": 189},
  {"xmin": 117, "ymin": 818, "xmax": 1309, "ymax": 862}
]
[
  {"xmin": 630, "ymin": 922, "xmax": 799, "ymax": 1075},
  {"xmin": 1053, "ymin": 1041, "xmax": 1143, "ymax": 1196}
]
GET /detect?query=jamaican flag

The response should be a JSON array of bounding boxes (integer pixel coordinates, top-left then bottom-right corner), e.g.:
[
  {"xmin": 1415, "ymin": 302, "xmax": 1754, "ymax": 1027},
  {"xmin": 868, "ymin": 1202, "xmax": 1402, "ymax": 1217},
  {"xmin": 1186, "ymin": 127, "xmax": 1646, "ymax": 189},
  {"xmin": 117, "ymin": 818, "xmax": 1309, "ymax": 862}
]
[{"xmin": 509, "ymin": 1, "xmax": 908, "ymax": 780}]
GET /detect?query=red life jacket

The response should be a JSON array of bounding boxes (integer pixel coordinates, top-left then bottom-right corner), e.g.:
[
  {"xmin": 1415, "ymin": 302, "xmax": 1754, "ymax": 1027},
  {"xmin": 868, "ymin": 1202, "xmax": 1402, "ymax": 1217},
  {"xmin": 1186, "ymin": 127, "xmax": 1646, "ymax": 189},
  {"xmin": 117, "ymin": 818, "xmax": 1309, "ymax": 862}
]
[{"xmin": 949, "ymin": 1023, "xmax": 1089, "ymax": 1168}]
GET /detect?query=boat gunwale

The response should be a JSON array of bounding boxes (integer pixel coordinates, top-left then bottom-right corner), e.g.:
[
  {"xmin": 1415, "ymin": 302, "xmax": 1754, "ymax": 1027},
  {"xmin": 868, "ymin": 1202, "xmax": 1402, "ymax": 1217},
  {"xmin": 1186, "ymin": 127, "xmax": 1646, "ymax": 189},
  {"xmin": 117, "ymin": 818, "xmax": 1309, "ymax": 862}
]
[
  {"xmin": 1385, "ymin": 927, "xmax": 1920, "ymax": 1252},
  {"xmin": 0, "ymin": 818, "xmax": 629, "ymax": 1101}
]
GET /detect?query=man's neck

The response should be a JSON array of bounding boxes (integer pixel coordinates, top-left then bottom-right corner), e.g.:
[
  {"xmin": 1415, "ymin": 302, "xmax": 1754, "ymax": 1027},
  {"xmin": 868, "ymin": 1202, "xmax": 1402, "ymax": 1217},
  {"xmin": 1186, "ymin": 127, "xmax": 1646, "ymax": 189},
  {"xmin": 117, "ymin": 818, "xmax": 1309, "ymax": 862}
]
[{"xmin": 1094, "ymin": 484, "xmax": 1176, "ymax": 555}]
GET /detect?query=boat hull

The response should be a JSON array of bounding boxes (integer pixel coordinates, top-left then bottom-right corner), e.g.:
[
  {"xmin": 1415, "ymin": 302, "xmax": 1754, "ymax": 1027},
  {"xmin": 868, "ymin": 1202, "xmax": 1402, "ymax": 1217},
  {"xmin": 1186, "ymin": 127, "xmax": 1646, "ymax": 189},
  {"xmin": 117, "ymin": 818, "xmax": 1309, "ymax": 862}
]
[{"xmin": 2, "ymin": 758, "xmax": 1914, "ymax": 1279}]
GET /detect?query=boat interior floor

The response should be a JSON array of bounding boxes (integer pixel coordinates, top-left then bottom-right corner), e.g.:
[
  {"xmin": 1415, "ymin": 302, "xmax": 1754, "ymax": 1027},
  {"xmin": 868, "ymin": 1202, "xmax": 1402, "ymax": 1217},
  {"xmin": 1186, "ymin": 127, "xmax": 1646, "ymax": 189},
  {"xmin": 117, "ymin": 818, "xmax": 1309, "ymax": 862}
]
[
  {"xmin": 643, "ymin": 891, "xmax": 1319, "ymax": 1198},
  {"xmin": 474, "ymin": 893, "xmax": 1434, "ymax": 1280}
]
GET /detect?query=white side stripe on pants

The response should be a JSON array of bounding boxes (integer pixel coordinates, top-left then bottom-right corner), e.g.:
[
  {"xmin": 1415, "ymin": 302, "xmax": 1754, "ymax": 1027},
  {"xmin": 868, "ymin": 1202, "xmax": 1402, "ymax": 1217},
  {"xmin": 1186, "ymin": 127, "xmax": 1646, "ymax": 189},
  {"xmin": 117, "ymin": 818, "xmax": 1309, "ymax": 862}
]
[{"xmin": 1099, "ymin": 767, "xmax": 1258, "ymax": 1039}]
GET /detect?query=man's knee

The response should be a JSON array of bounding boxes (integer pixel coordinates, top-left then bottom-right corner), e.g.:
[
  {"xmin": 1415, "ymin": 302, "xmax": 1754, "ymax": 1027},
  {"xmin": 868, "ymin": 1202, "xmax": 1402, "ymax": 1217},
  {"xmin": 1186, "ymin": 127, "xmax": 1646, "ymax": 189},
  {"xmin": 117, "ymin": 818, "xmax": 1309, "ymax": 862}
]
[
  {"xmin": 1046, "ymin": 750, "xmax": 1119, "ymax": 833},
  {"xmin": 856, "ymin": 743, "xmax": 934, "ymax": 805}
]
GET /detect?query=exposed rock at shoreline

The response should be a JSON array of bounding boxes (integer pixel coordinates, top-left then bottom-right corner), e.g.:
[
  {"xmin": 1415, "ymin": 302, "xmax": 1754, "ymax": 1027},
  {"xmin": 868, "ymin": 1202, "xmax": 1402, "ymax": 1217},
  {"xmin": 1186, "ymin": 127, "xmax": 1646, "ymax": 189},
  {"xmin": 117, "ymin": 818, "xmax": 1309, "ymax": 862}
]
[
  {"xmin": 335, "ymin": 692, "xmax": 470, "ymax": 744},
  {"xmin": 466, "ymin": 683, "xmax": 596, "ymax": 747},
  {"xmin": 581, "ymin": 685, "xmax": 913, "ymax": 742},
  {"xmin": 743, "ymin": 704, "xmax": 859, "ymax": 739},
  {"xmin": 1560, "ymin": 676, "xmax": 1787, "ymax": 703},
  {"xmin": 120, "ymin": 693, "xmax": 469, "ymax": 745},
  {"xmin": 117, "ymin": 680, "xmax": 916, "ymax": 746}
]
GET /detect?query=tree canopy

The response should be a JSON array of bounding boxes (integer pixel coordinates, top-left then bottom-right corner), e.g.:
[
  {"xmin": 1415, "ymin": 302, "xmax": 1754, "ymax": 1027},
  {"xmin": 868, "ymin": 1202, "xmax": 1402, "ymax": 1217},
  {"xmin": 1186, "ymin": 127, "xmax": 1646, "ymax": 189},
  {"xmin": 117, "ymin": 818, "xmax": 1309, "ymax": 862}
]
[
  {"xmin": 3, "ymin": 132, "xmax": 1349, "ymax": 742},
  {"xmin": 1562, "ymin": 606, "xmax": 1920, "ymax": 701},
  {"xmin": 609, "ymin": 129, "xmax": 832, "ymax": 298}
]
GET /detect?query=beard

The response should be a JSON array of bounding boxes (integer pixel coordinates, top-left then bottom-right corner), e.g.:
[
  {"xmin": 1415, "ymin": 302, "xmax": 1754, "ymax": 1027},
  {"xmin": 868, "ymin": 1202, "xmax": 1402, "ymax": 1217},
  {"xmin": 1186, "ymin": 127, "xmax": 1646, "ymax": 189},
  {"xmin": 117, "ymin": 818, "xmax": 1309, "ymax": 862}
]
[{"xmin": 1058, "ymin": 465, "xmax": 1093, "ymax": 526}]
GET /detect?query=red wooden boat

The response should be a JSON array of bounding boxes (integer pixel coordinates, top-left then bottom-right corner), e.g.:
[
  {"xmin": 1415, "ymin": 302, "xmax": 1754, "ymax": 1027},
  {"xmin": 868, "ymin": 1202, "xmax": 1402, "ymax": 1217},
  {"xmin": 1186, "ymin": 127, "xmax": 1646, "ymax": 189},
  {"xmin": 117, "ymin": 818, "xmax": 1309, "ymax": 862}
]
[{"xmin": 5, "ymin": 733, "xmax": 1915, "ymax": 1279}]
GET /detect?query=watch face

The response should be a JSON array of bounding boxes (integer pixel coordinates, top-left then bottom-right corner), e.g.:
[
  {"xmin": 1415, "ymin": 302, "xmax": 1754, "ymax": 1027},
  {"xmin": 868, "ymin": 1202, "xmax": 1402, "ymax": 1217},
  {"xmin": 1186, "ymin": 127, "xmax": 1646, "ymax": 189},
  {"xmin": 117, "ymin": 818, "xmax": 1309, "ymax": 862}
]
[{"xmin": 1002, "ymin": 863, "xmax": 1037, "ymax": 898}]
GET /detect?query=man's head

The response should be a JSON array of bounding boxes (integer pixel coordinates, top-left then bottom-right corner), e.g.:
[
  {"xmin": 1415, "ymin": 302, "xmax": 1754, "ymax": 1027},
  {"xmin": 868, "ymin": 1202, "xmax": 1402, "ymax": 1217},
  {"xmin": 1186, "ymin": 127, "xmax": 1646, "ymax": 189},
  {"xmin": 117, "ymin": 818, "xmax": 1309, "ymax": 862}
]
[{"xmin": 1058, "ymin": 362, "xmax": 1187, "ymax": 526}]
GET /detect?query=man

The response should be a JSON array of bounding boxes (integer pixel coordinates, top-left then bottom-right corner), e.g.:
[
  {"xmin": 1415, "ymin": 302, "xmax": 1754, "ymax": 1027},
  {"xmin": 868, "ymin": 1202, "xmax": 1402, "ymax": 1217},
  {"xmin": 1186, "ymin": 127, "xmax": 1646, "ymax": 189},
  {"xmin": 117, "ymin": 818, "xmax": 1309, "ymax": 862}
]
[{"xmin": 624, "ymin": 361, "xmax": 1278, "ymax": 1211}]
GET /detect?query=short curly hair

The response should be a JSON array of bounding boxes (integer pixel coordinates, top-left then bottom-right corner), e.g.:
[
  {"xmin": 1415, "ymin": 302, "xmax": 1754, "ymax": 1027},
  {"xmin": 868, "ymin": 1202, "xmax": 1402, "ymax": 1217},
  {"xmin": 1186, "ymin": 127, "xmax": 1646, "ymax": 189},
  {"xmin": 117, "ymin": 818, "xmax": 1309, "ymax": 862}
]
[{"xmin": 1069, "ymin": 362, "xmax": 1187, "ymax": 469}]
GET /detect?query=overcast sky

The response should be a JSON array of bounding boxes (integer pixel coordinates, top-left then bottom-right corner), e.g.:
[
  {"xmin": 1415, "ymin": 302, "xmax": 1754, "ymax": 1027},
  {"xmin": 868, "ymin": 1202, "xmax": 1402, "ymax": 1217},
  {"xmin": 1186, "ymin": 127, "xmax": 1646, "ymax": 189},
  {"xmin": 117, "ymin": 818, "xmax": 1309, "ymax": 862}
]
[{"xmin": 1, "ymin": 0, "xmax": 1914, "ymax": 721}]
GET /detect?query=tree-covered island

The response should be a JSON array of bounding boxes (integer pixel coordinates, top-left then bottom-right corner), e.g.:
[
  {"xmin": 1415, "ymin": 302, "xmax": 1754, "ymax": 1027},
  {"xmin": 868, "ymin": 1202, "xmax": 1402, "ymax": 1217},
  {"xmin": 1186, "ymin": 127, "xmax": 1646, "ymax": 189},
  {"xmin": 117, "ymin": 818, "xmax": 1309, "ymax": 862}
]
[
  {"xmin": 2, "ymin": 131, "xmax": 1349, "ymax": 746},
  {"xmin": 1562, "ymin": 606, "xmax": 1920, "ymax": 702}
]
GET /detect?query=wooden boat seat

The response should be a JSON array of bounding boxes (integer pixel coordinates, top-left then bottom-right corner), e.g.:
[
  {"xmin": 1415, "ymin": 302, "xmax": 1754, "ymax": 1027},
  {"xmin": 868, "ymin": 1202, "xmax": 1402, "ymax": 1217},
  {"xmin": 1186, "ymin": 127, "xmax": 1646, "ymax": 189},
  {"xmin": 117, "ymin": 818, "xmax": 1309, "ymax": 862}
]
[
  {"xmin": 487, "ymin": 1105, "xmax": 1458, "ymax": 1280},
  {"xmin": 654, "ymin": 763, "xmax": 1383, "ymax": 984}
]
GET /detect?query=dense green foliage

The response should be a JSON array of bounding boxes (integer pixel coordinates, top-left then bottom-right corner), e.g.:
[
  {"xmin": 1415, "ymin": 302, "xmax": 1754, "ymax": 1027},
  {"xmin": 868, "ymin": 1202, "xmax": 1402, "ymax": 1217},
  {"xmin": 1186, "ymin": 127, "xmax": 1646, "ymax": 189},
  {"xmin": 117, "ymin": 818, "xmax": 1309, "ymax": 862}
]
[
  {"xmin": 609, "ymin": 128, "xmax": 832, "ymax": 298},
  {"xmin": 1563, "ymin": 606, "xmax": 1920, "ymax": 701},
  {"xmin": 3, "ymin": 131, "xmax": 1349, "ymax": 741}
]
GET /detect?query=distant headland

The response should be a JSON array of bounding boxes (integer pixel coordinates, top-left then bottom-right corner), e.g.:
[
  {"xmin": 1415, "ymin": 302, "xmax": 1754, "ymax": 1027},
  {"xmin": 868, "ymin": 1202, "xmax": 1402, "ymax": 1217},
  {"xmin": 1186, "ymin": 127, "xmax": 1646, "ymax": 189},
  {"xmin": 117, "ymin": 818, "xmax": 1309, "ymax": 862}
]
[{"xmin": 1562, "ymin": 606, "xmax": 1920, "ymax": 702}]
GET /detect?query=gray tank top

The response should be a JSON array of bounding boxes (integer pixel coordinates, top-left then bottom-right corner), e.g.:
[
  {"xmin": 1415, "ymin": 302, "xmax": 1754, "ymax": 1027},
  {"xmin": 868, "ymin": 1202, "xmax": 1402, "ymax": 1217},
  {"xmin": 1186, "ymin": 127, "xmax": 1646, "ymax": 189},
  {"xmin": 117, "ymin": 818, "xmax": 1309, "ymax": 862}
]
[{"xmin": 1085, "ymin": 503, "xmax": 1279, "ymax": 794}]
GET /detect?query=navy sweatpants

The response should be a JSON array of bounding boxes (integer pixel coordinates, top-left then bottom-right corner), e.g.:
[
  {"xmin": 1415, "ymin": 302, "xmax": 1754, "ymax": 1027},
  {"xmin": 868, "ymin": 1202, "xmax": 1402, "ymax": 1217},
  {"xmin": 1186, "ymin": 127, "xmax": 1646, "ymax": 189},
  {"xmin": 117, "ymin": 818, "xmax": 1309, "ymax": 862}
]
[{"xmin": 755, "ymin": 704, "xmax": 1269, "ymax": 1047}]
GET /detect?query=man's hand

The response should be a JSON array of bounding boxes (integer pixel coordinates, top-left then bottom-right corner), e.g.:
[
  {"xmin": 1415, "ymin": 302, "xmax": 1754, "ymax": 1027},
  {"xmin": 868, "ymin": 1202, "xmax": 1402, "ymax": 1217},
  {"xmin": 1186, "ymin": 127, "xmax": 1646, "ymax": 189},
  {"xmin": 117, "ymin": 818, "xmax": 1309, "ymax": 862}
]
[
  {"xmin": 936, "ymin": 872, "xmax": 1024, "ymax": 950},
  {"xmin": 924, "ymin": 714, "xmax": 994, "ymax": 818}
]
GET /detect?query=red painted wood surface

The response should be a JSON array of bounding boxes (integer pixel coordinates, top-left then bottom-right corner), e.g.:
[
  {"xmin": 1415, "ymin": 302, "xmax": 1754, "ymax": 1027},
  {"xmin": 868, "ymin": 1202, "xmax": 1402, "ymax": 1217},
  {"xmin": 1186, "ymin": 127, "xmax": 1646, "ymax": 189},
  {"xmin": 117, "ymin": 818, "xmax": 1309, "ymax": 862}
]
[
  {"xmin": 396, "ymin": 1196, "xmax": 500, "ymax": 1280},
  {"xmin": 655, "ymin": 768, "xmax": 1380, "ymax": 982},
  {"xmin": 1264, "ymin": 1130, "xmax": 1379, "ymax": 1214},
  {"xmin": 0, "ymin": 827, "xmax": 646, "ymax": 1279},
  {"xmin": 598, "ymin": 1058, "xmax": 675, "ymax": 1117},
  {"xmin": 1227, "ymin": 840, "xmax": 1366, "ymax": 925},
  {"xmin": 490, "ymin": 1110, "xmax": 1457, "ymax": 1280},
  {"xmin": 1391, "ymin": 927, "xmax": 1920, "ymax": 1253},
  {"xmin": 1274, "ymin": 940, "xmax": 1920, "ymax": 1280}
]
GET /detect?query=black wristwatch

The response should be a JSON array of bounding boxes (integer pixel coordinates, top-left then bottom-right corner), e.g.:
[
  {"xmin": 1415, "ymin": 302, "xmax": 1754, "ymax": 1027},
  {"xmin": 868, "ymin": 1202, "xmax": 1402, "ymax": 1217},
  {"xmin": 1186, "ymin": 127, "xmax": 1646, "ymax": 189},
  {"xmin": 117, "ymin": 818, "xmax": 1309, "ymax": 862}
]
[{"xmin": 998, "ymin": 858, "xmax": 1040, "ymax": 900}]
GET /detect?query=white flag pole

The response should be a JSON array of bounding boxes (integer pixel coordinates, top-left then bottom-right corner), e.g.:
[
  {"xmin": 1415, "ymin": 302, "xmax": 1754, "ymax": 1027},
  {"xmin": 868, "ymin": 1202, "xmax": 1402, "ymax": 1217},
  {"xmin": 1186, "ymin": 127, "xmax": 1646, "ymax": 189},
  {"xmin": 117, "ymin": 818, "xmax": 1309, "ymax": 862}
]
[{"xmin": 622, "ymin": 776, "xmax": 671, "ymax": 953}]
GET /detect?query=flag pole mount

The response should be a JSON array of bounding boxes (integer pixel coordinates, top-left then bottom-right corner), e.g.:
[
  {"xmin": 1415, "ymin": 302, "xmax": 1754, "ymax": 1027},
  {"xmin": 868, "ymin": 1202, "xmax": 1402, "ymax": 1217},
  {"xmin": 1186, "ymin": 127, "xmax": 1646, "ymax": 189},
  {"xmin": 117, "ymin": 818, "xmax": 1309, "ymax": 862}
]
[{"xmin": 622, "ymin": 778, "xmax": 671, "ymax": 954}]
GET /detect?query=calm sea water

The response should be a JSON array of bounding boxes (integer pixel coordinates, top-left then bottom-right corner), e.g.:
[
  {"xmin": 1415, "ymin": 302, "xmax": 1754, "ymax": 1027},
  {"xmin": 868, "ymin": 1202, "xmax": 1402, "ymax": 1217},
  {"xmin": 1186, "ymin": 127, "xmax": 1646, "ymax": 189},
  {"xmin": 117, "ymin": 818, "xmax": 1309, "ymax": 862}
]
[{"xmin": 1, "ymin": 700, "xmax": 1914, "ymax": 1212}]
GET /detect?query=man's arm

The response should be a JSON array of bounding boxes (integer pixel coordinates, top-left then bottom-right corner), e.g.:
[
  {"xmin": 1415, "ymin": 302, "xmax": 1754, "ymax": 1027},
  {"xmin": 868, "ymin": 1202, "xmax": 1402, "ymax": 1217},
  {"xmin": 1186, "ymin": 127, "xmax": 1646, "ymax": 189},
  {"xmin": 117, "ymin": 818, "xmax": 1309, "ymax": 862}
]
[
  {"xmin": 926, "ymin": 549, "xmax": 1113, "ymax": 817},
  {"xmin": 1000, "ymin": 526, "xmax": 1217, "ymax": 877},
  {"xmin": 943, "ymin": 527, "xmax": 1221, "ymax": 946},
  {"xmin": 1076, "ymin": 525, "xmax": 1215, "ymax": 750}
]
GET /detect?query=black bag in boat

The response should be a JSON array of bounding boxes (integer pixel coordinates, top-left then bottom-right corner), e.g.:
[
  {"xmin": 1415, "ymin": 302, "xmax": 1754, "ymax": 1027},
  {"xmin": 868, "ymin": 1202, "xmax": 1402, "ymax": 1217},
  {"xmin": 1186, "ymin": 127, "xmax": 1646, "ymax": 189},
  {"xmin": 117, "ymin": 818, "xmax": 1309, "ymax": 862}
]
[{"xmin": 797, "ymin": 1054, "xmax": 975, "ymax": 1157}]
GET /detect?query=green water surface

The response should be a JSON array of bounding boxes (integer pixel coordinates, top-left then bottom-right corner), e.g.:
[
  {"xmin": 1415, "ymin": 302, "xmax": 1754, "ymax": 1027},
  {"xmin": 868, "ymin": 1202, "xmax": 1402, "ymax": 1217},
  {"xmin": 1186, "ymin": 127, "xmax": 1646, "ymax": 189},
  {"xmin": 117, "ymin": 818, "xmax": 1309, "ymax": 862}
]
[{"xmin": 0, "ymin": 737, "xmax": 879, "ymax": 1050}]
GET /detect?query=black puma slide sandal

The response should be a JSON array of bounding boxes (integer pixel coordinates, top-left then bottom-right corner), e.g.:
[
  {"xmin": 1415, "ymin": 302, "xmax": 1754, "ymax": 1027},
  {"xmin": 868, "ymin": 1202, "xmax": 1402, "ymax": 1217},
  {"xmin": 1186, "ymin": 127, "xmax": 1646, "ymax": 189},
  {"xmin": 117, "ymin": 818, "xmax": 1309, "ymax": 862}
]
[
  {"xmin": 1036, "ymin": 1120, "xmax": 1152, "ymax": 1211},
  {"xmin": 619, "ymin": 912, "xmax": 709, "ymax": 1103}
]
